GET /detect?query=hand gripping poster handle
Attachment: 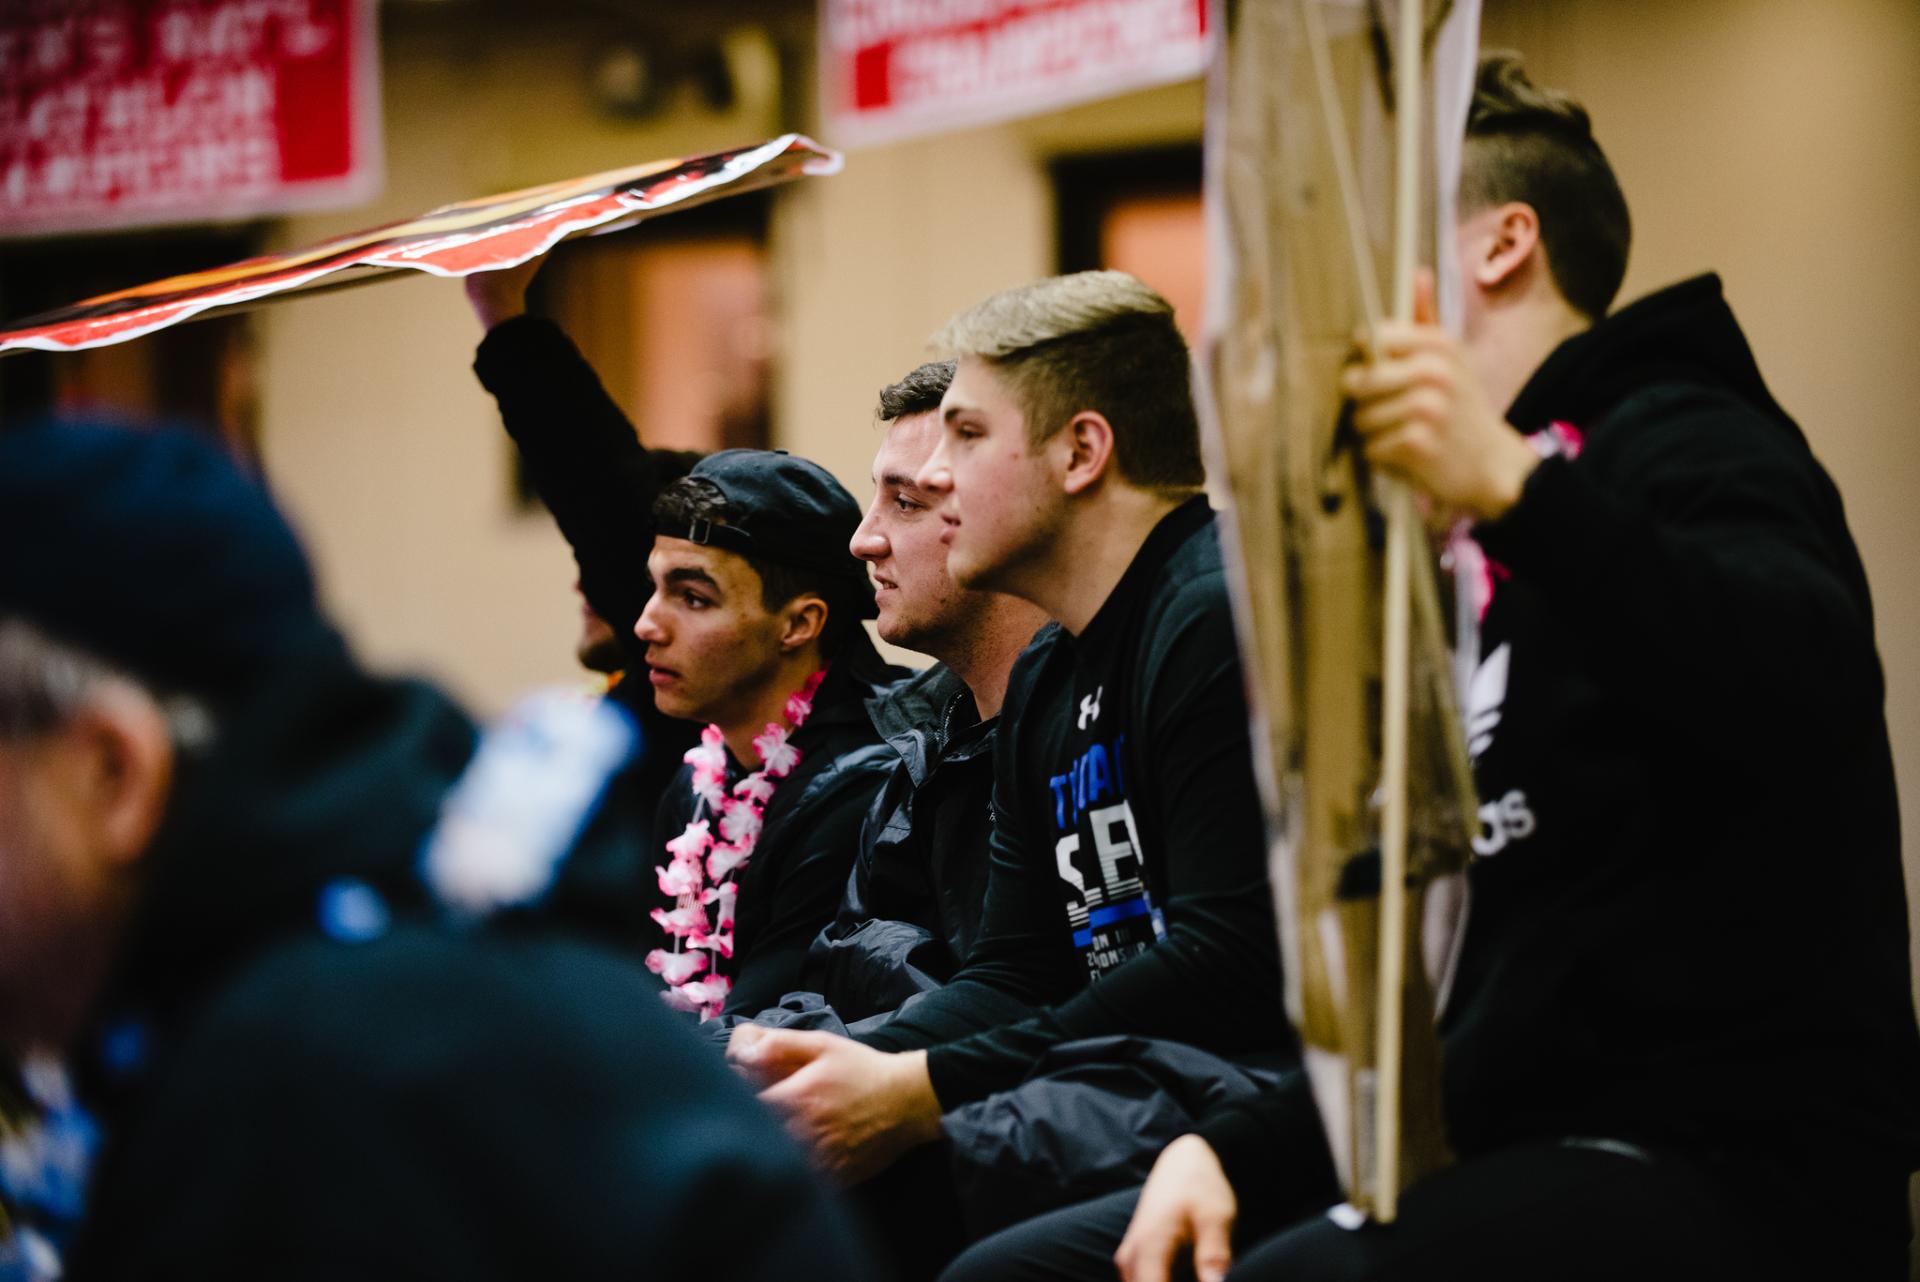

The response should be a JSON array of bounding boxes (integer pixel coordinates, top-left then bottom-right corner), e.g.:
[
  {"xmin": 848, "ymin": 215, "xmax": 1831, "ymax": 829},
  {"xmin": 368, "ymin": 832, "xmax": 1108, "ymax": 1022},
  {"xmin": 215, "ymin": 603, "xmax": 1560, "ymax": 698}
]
[{"xmin": 1200, "ymin": 0, "xmax": 1482, "ymax": 1229}]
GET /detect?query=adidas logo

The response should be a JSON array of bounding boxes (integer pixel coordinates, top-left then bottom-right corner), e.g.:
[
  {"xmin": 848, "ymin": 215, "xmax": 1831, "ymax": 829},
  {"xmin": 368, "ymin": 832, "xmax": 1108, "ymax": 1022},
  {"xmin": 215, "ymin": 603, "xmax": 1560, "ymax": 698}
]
[{"xmin": 1466, "ymin": 643, "xmax": 1510, "ymax": 760}]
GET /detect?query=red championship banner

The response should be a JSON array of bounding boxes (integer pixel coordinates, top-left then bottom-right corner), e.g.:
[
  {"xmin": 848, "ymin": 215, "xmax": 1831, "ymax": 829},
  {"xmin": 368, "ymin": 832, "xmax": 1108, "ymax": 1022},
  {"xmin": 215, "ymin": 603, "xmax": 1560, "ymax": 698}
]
[
  {"xmin": 0, "ymin": 134, "xmax": 843, "ymax": 355},
  {"xmin": 821, "ymin": 0, "xmax": 1209, "ymax": 147},
  {"xmin": 0, "ymin": 0, "xmax": 380, "ymax": 236}
]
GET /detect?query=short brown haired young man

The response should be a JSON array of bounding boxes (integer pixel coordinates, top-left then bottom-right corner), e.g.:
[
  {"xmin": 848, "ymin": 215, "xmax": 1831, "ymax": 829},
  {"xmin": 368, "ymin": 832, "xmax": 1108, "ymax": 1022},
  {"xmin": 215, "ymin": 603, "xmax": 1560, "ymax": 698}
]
[
  {"xmin": 729, "ymin": 273, "xmax": 1297, "ymax": 1218},
  {"xmin": 784, "ymin": 362, "xmax": 1049, "ymax": 1027}
]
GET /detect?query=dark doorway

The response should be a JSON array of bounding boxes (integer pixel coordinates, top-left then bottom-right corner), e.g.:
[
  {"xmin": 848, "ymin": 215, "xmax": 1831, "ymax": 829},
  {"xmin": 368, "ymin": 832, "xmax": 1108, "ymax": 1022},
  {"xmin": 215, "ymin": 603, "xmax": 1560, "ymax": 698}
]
[
  {"xmin": 0, "ymin": 227, "xmax": 265, "ymax": 458},
  {"xmin": 1053, "ymin": 145, "xmax": 1204, "ymax": 342}
]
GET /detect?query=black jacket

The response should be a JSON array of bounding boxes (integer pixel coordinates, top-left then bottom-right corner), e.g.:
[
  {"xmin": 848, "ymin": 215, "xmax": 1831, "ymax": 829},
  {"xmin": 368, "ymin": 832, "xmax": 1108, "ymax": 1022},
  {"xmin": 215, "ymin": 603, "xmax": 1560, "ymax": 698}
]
[
  {"xmin": 1198, "ymin": 276, "xmax": 1920, "ymax": 1269},
  {"xmin": 860, "ymin": 499, "xmax": 1295, "ymax": 1106},
  {"xmin": 799, "ymin": 663, "xmax": 999, "ymax": 1022},
  {"xmin": 649, "ymin": 662, "xmax": 900, "ymax": 1020},
  {"xmin": 60, "ymin": 635, "xmax": 876, "ymax": 1281}
]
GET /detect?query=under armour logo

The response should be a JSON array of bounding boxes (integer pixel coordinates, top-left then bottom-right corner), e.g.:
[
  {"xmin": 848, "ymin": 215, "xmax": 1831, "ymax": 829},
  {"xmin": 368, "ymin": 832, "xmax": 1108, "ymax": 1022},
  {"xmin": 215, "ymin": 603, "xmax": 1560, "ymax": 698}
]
[{"xmin": 1077, "ymin": 687, "xmax": 1103, "ymax": 730}]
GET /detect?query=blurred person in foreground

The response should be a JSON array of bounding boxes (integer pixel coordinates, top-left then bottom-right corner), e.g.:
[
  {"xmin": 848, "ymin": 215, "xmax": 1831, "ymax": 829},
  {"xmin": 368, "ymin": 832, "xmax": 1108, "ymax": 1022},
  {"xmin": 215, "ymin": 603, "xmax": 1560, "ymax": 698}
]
[
  {"xmin": 1071, "ymin": 51, "xmax": 1920, "ymax": 1282},
  {"xmin": 0, "ymin": 420, "xmax": 878, "ymax": 1282}
]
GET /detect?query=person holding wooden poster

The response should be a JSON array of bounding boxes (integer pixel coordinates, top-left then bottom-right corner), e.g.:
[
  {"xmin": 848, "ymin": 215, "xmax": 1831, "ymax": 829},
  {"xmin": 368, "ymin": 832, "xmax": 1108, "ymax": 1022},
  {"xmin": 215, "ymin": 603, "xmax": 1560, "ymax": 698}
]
[{"xmin": 1101, "ymin": 51, "xmax": 1920, "ymax": 1282}]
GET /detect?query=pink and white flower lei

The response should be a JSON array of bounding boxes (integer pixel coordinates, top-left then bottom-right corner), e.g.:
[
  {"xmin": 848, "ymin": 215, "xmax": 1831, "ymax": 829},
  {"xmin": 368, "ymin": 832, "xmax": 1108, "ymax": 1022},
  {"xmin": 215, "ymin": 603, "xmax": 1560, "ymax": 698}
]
[{"xmin": 646, "ymin": 666, "xmax": 828, "ymax": 1020}]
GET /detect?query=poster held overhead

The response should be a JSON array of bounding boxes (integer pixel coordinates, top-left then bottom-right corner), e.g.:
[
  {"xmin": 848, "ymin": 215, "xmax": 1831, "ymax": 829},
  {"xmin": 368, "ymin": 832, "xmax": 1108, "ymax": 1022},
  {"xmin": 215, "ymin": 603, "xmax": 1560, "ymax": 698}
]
[{"xmin": 0, "ymin": 134, "xmax": 841, "ymax": 356}]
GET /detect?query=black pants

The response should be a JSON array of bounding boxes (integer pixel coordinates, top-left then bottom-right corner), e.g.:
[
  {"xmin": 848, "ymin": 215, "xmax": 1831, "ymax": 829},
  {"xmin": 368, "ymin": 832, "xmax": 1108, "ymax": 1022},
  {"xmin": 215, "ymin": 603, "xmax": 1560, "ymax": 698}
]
[
  {"xmin": 1227, "ymin": 1140, "xmax": 1795, "ymax": 1282},
  {"xmin": 938, "ymin": 1175, "xmax": 1327, "ymax": 1282},
  {"xmin": 851, "ymin": 1140, "xmax": 970, "ymax": 1282},
  {"xmin": 941, "ymin": 1139, "xmax": 1885, "ymax": 1282}
]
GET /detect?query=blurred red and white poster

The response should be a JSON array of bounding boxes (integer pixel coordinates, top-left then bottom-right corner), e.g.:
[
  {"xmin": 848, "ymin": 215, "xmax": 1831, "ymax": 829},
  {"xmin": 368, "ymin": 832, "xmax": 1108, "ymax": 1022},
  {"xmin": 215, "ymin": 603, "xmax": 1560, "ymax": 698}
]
[
  {"xmin": 821, "ymin": 0, "xmax": 1208, "ymax": 147},
  {"xmin": 0, "ymin": 0, "xmax": 380, "ymax": 237},
  {"xmin": 0, "ymin": 134, "xmax": 841, "ymax": 354}
]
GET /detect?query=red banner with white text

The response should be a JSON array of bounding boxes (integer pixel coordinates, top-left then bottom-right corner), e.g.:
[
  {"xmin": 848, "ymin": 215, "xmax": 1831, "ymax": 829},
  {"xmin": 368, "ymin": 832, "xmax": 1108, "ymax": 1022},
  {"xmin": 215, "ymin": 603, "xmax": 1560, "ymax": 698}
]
[
  {"xmin": 821, "ymin": 0, "xmax": 1209, "ymax": 147},
  {"xmin": 0, "ymin": 0, "xmax": 379, "ymax": 237}
]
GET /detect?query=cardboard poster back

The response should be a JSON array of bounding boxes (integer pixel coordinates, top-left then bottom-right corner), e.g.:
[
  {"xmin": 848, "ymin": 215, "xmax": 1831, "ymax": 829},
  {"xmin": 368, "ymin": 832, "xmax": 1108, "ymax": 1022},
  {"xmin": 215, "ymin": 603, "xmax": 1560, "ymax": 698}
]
[{"xmin": 1198, "ymin": 0, "xmax": 1480, "ymax": 1219}]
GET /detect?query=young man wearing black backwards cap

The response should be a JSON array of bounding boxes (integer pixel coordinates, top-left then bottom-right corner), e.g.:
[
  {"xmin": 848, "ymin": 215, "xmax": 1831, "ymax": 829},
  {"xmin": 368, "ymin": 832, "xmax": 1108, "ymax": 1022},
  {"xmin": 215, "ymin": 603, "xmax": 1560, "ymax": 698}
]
[
  {"xmin": 467, "ymin": 263, "xmax": 903, "ymax": 1023},
  {"xmin": 632, "ymin": 450, "xmax": 902, "ymax": 1019},
  {"xmin": 993, "ymin": 53, "xmax": 1920, "ymax": 1282},
  {"xmin": 0, "ymin": 420, "xmax": 878, "ymax": 1281},
  {"xmin": 464, "ymin": 270, "xmax": 1053, "ymax": 1031},
  {"xmin": 727, "ymin": 272, "xmax": 1300, "ymax": 1218}
]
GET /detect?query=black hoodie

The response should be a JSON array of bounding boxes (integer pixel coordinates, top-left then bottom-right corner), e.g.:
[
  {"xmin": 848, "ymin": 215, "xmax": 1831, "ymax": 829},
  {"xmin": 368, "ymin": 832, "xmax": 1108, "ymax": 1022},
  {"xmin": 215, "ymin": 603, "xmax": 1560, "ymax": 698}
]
[
  {"xmin": 858, "ymin": 500, "xmax": 1294, "ymax": 1104},
  {"xmin": 59, "ymin": 637, "xmax": 877, "ymax": 1281},
  {"xmin": 1199, "ymin": 276, "xmax": 1920, "ymax": 1263}
]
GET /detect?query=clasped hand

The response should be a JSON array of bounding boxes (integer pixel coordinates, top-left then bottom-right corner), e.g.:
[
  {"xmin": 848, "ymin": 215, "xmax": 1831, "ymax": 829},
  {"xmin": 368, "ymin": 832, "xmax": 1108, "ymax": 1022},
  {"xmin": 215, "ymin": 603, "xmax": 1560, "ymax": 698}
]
[{"xmin": 726, "ymin": 1025, "xmax": 943, "ymax": 1185}]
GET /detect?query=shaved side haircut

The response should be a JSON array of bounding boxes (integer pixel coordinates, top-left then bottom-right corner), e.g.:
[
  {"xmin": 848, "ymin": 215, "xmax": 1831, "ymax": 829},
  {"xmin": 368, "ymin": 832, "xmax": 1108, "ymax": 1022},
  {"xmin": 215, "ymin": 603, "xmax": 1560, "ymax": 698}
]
[{"xmin": 1462, "ymin": 51, "xmax": 1632, "ymax": 320}]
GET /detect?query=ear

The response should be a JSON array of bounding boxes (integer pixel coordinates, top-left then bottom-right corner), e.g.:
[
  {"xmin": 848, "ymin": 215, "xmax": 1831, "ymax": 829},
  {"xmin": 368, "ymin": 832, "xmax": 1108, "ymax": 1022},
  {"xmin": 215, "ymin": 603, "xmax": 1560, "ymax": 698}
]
[
  {"xmin": 54, "ymin": 684, "xmax": 175, "ymax": 869},
  {"xmin": 1058, "ymin": 411, "xmax": 1118, "ymax": 497},
  {"xmin": 777, "ymin": 594, "xmax": 829, "ymax": 653},
  {"xmin": 1466, "ymin": 201, "xmax": 1542, "ymax": 292}
]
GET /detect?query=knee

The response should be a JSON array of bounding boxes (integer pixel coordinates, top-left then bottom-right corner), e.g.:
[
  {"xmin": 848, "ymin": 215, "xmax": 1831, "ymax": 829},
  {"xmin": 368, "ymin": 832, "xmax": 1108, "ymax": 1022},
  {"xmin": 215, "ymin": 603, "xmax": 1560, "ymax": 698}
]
[{"xmin": 936, "ymin": 1236, "xmax": 1009, "ymax": 1282}]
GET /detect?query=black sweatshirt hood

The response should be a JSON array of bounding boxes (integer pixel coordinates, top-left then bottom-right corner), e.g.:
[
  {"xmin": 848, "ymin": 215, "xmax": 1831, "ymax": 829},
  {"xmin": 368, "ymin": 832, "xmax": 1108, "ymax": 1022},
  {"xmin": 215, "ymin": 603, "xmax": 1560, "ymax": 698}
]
[
  {"xmin": 98, "ymin": 632, "xmax": 479, "ymax": 1030},
  {"xmin": 1508, "ymin": 274, "xmax": 1798, "ymax": 444}
]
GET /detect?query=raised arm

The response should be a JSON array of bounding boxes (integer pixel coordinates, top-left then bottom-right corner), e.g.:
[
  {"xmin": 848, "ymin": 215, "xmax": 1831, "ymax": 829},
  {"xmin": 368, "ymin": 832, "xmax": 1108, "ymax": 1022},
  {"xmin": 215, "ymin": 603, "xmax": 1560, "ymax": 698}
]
[{"xmin": 465, "ymin": 260, "xmax": 701, "ymax": 649}]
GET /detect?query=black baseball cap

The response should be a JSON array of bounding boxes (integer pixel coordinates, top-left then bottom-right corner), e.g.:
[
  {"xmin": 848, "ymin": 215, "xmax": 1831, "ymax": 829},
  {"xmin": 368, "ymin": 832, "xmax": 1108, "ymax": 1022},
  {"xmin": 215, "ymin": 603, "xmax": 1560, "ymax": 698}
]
[{"xmin": 664, "ymin": 449, "xmax": 876, "ymax": 618}]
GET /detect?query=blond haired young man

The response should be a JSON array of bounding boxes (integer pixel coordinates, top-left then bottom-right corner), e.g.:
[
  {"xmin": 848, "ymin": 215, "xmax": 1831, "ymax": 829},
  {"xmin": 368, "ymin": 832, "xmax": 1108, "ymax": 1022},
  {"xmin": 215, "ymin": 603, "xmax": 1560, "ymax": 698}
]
[{"xmin": 731, "ymin": 274, "xmax": 1300, "ymax": 1231}]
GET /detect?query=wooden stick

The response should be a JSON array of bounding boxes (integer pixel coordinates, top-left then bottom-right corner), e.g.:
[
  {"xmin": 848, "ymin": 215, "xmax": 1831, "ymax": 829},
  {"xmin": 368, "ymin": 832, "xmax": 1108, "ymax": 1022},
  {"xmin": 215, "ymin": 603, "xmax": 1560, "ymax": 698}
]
[
  {"xmin": 1374, "ymin": 0, "xmax": 1425, "ymax": 1226},
  {"xmin": 1300, "ymin": 0, "xmax": 1386, "ymax": 329}
]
